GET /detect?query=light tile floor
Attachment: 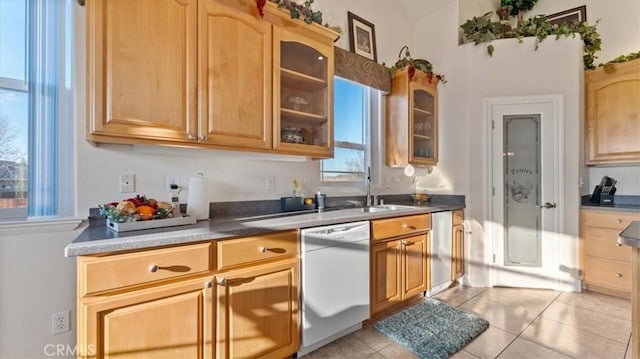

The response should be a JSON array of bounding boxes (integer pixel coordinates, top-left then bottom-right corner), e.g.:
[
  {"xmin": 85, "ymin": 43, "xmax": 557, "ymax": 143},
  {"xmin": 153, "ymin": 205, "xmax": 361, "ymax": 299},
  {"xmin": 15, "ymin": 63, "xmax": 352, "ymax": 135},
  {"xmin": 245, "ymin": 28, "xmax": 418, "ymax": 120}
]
[{"xmin": 303, "ymin": 285, "xmax": 633, "ymax": 359}]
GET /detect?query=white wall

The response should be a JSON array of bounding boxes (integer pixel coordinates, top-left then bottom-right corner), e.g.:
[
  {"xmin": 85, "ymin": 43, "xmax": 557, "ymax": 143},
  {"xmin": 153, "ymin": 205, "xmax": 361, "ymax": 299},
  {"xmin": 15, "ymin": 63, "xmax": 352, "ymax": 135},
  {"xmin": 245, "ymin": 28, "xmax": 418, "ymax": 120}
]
[
  {"xmin": 462, "ymin": 37, "xmax": 584, "ymax": 286},
  {"xmin": 458, "ymin": 0, "xmax": 640, "ymax": 195}
]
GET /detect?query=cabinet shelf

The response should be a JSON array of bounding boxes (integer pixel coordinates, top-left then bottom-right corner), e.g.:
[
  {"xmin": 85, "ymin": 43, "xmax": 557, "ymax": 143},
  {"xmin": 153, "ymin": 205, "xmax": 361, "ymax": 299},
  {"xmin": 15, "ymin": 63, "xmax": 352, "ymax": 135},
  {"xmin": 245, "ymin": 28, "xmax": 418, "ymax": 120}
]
[
  {"xmin": 281, "ymin": 68, "xmax": 326, "ymax": 92},
  {"xmin": 413, "ymin": 107, "xmax": 433, "ymax": 116},
  {"xmin": 281, "ymin": 108, "xmax": 327, "ymax": 125},
  {"xmin": 413, "ymin": 134, "xmax": 433, "ymax": 140}
]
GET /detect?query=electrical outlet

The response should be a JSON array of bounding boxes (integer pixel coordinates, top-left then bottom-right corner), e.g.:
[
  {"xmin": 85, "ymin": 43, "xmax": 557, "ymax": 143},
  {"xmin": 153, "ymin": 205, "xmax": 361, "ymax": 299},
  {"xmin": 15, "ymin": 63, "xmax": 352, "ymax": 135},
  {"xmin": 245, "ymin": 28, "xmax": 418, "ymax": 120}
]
[
  {"xmin": 166, "ymin": 175, "xmax": 180, "ymax": 192},
  {"xmin": 265, "ymin": 176, "xmax": 275, "ymax": 191},
  {"xmin": 51, "ymin": 310, "xmax": 70, "ymax": 334},
  {"xmin": 120, "ymin": 174, "xmax": 135, "ymax": 193}
]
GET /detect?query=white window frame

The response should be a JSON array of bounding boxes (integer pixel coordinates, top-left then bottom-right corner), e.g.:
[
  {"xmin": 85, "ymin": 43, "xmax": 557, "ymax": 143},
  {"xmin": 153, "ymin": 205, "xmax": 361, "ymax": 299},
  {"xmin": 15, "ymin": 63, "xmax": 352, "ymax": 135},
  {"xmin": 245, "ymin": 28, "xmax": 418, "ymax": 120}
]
[
  {"xmin": 321, "ymin": 77, "xmax": 382, "ymax": 188},
  {"xmin": 0, "ymin": 0, "xmax": 75, "ymax": 221}
]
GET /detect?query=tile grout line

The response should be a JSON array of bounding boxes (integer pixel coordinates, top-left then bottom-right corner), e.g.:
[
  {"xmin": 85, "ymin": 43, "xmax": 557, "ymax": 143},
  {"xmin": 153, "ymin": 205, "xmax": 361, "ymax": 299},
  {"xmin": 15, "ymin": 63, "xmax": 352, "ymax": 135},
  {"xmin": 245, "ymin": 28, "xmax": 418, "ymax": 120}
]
[{"xmin": 490, "ymin": 291, "xmax": 577, "ymax": 359}]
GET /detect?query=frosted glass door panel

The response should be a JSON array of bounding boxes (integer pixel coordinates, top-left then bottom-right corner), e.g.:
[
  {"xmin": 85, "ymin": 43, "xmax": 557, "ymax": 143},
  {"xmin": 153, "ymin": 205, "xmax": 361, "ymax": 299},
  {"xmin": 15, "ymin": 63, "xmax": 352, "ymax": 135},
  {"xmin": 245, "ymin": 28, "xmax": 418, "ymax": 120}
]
[{"xmin": 503, "ymin": 115, "xmax": 541, "ymax": 267}]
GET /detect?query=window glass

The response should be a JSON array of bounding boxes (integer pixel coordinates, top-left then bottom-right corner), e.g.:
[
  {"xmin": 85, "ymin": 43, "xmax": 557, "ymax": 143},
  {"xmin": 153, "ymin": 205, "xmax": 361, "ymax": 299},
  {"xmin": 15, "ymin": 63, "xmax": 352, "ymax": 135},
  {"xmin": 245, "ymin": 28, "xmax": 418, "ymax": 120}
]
[
  {"xmin": 0, "ymin": 0, "xmax": 27, "ymax": 82},
  {"xmin": 321, "ymin": 77, "xmax": 375, "ymax": 183},
  {"xmin": 0, "ymin": 89, "xmax": 28, "ymax": 210},
  {"xmin": 0, "ymin": 0, "xmax": 73, "ymax": 219}
]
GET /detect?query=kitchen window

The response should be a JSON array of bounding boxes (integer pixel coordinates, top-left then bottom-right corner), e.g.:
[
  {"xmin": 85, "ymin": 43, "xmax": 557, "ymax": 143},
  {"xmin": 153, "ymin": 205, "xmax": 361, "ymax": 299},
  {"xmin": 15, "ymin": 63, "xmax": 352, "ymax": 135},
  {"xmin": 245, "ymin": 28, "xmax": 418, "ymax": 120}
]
[
  {"xmin": 321, "ymin": 77, "xmax": 381, "ymax": 183},
  {"xmin": 0, "ymin": 0, "xmax": 74, "ymax": 220}
]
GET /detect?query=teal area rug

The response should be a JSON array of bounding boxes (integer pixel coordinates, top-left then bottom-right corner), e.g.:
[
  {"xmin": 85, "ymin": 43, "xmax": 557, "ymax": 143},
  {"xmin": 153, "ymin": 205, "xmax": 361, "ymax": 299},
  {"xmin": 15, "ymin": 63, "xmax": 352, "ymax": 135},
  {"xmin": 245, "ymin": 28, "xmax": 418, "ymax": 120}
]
[{"xmin": 374, "ymin": 298, "xmax": 489, "ymax": 359}]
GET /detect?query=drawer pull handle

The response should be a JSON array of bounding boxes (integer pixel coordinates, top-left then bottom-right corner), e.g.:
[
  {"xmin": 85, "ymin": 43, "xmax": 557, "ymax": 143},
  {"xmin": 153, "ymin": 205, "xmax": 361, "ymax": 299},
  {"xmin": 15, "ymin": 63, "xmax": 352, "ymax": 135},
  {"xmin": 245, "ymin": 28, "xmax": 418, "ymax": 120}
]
[
  {"xmin": 616, "ymin": 243, "xmax": 622, "ymax": 247},
  {"xmin": 402, "ymin": 223, "xmax": 417, "ymax": 230},
  {"xmin": 615, "ymin": 273, "xmax": 622, "ymax": 278},
  {"xmin": 260, "ymin": 246, "xmax": 268, "ymax": 253},
  {"xmin": 148, "ymin": 264, "xmax": 191, "ymax": 273},
  {"xmin": 615, "ymin": 219, "xmax": 622, "ymax": 224}
]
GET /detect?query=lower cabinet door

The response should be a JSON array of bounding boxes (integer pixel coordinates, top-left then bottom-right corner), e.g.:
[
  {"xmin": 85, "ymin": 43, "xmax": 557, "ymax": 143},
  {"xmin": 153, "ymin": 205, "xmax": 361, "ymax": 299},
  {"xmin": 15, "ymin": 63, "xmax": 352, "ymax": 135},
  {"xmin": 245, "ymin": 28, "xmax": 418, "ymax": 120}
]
[
  {"xmin": 79, "ymin": 276, "xmax": 214, "ymax": 359},
  {"xmin": 371, "ymin": 239, "xmax": 403, "ymax": 314},
  {"xmin": 452, "ymin": 224, "xmax": 465, "ymax": 280},
  {"xmin": 402, "ymin": 234, "xmax": 429, "ymax": 298},
  {"xmin": 215, "ymin": 258, "xmax": 300, "ymax": 359}
]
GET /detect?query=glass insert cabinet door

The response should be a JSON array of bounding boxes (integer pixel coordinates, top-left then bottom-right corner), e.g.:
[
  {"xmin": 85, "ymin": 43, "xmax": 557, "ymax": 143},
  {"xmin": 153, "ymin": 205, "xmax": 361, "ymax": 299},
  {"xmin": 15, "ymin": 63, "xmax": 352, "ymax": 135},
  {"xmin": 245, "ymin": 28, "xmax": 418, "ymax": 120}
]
[
  {"xmin": 409, "ymin": 85, "xmax": 437, "ymax": 165},
  {"xmin": 503, "ymin": 114, "xmax": 542, "ymax": 267},
  {"xmin": 274, "ymin": 27, "xmax": 334, "ymax": 158}
]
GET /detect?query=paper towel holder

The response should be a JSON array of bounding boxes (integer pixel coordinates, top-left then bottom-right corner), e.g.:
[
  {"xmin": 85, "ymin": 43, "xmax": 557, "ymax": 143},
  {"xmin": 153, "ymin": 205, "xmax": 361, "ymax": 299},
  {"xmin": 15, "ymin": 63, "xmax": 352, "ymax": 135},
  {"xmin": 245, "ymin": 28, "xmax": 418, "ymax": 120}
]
[{"xmin": 187, "ymin": 172, "xmax": 210, "ymax": 221}]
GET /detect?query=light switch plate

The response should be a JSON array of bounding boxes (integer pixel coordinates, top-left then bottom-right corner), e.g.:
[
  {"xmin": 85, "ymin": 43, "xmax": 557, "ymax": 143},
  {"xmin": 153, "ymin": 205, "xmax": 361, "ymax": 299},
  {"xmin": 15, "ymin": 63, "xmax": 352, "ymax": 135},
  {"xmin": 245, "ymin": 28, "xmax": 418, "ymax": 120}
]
[{"xmin": 120, "ymin": 174, "xmax": 135, "ymax": 193}]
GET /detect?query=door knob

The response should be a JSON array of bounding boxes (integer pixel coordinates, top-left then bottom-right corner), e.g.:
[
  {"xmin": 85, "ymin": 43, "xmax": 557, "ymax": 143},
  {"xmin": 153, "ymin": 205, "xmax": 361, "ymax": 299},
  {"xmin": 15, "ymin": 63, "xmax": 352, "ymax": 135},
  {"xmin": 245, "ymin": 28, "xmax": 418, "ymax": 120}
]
[{"xmin": 540, "ymin": 202, "xmax": 556, "ymax": 209}]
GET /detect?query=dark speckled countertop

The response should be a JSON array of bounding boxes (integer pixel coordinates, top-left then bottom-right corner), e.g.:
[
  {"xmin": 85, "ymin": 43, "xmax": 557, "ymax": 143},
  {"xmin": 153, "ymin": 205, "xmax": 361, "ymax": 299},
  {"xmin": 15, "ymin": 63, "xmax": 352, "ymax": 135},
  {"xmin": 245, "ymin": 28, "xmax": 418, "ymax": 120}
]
[
  {"xmin": 580, "ymin": 195, "xmax": 640, "ymax": 213},
  {"xmin": 65, "ymin": 195, "xmax": 464, "ymax": 257},
  {"xmin": 618, "ymin": 221, "xmax": 640, "ymax": 248}
]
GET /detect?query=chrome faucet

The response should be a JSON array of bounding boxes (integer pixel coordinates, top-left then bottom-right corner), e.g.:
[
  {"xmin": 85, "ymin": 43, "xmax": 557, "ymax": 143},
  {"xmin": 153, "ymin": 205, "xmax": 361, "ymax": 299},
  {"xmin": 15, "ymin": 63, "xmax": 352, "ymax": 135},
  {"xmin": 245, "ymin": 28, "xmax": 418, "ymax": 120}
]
[{"xmin": 366, "ymin": 167, "xmax": 373, "ymax": 207}]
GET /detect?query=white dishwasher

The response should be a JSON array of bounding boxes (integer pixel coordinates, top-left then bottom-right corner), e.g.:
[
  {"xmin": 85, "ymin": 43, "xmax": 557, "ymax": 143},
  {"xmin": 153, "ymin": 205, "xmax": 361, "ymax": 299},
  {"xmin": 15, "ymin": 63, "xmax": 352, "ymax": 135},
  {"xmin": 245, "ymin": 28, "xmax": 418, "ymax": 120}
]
[{"xmin": 298, "ymin": 221, "xmax": 370, "ymax": 356}]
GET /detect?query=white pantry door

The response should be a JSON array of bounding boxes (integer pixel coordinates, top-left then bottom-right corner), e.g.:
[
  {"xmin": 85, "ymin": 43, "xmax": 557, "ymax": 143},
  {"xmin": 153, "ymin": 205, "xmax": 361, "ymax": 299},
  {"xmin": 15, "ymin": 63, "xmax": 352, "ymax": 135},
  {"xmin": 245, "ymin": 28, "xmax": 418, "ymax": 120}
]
[{"xmin": 488, "ymin": 96, "xmax": 565, "ymax": 290}]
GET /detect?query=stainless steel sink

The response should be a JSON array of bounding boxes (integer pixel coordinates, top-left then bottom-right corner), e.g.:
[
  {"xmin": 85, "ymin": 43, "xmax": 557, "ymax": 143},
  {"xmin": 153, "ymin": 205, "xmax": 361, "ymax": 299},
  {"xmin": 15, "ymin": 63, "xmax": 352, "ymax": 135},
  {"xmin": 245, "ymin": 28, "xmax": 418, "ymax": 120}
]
[{"xmin": 360, "ymin": 204, "xmax": 418, "ymax": 212}]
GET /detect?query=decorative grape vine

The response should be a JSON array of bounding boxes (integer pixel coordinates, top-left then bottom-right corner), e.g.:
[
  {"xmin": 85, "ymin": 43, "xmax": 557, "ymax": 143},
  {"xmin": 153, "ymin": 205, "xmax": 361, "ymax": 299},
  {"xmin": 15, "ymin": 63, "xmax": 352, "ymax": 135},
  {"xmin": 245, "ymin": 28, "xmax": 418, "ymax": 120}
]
[{"xmin": 256, "ymin": 0, "xmax": 323, "ymax": 25}]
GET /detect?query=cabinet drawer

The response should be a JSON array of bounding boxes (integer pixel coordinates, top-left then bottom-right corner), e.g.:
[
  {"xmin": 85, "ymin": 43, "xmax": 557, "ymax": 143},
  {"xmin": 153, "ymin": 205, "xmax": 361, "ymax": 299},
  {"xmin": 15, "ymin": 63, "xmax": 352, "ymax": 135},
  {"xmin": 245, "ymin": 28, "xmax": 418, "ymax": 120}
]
[
  {"xmin": 79, "ymin": 242, "xmax": 213, "ymax": 296},
  {"xmin": 584, "ymin": 256, "xmax": 631, "ymax": 293},
  {"xmin": 581, "ymin": 210, "xmax": 640, "ymax": 230},
  {"xmin": 217, "ymin": 230, "xmax": 298, "ymax": 270},
  {"xmin": 452, "ymin": 210, "xmax": 464, "ymax": 225},
  {"xmin": 371, "ymin": 214, "xmax": 431, "ymax": 241},
  {"xmin": 583, "ymin": 227, "xmax": 632, "ymax": 262}
]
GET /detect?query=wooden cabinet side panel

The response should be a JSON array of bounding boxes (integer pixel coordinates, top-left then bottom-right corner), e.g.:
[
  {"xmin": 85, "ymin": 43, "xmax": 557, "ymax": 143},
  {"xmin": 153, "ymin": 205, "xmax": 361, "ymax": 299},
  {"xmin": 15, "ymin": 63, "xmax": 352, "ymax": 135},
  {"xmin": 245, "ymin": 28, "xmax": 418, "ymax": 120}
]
[
  {"xmin": 87, "ymin": 0, "xmax": 197, "ymax": 142},
  {"xmin": 198, "ymin": 0, "xmax": 272, "ymax": 149},
  {"xmin": 385, "ymin": 72, "xmax": 410, "ymax": 167}
]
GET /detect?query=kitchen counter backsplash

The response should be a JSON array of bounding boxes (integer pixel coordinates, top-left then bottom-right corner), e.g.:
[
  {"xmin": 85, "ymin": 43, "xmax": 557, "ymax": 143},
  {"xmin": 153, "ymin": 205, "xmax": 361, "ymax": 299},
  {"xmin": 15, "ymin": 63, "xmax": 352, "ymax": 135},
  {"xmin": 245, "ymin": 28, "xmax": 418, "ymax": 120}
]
[{"xmin": 89, "ymin": 194, "xmax": 466, "ymax": 224}]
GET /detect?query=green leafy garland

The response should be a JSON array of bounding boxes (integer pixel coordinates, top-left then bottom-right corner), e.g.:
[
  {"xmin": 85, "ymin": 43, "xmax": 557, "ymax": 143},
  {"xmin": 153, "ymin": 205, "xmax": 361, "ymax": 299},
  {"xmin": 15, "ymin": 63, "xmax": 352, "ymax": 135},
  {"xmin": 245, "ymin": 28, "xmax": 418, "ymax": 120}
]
[
  {"xmin": 386, "ymin": 46, "xmax": 446, "ymax": 84},
  {"xmin": 256, "ymin": 0, "xmax": 322, "ymax": 25},
  {"xmin": 461, "ymin": 12, "xmax": 602, "ymax": 69},
  {"xmin": 598, "ymin": 51, "xmax": 640, "ymax": 73}
]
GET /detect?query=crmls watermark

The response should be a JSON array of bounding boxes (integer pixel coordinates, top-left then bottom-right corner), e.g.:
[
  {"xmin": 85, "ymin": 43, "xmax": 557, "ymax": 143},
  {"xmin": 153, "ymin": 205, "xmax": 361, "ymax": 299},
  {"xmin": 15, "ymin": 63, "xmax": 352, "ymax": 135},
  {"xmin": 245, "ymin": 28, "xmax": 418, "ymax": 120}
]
[{"xmin": 43, "ymin": 344, "xmax": 95, "ymax": 357}]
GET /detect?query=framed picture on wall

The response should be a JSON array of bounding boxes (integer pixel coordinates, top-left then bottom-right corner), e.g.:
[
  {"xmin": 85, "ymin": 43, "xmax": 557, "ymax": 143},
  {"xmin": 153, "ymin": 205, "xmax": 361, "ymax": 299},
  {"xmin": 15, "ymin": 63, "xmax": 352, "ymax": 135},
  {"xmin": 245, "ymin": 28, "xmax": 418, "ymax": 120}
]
[
  {"xmin": 546, "ymin": 5, "xmax": 587, "ymax": 26},
  {"xmin": 347, "ymin": 11, "xmax": 377, "ymax": 62}
]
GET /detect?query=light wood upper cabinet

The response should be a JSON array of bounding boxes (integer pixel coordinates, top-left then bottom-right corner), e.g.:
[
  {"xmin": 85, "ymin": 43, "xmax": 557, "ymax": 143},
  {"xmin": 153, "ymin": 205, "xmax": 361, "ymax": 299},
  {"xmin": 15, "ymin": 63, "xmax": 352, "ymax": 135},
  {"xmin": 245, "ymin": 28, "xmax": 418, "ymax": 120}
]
[
  {"xmin": 86, "ymin": 0, "xmax": 338, "ymax": 157},
  {"xmin": 86, "ymin": 0, "xmax": 198, "ymax": 144},
  {"xmin": 273, "ymin": 26, "xmax": 335, "ymax": 158},
  {"xmin": 585, "ymin": 58, "xmax": 640, "ymax": 164},
  {"xmin": 198, "ymin": 0, "xmax": 272, "ymax": 149},
  {"xmin": 386, "ymin": 68, "xmax": 439, "ymax": 167}
]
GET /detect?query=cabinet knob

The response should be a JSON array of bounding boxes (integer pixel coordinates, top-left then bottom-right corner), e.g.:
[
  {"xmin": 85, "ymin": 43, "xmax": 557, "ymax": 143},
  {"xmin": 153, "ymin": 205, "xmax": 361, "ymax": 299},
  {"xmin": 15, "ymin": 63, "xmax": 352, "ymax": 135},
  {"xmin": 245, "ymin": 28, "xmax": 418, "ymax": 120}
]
[
  {"xmin": 199, "ymin": 135, "xmax": 207, "ymax": 141},
  {"xmin": 615, "ymin": 273, "xmax": 622, "ymax": 278},
  {"xmin": 217, "ymin": 277, "xmax": 227, "ymax": 285},
  {"xmin": 615, "ymin": 219, "xmax": 622, "ymax": 224},
  {"xmin": 188, "ymin": 133, "xmax": 196, "ymax": 140},
  {"xmin": 149, "ymin": 264, "xmax": 159, "ymax": 273},
  {"xmin": 205, "ymin": 281, "xmax": 213, "ymax": 289},
  {"xmin": 259, "ymin": 246, "xmax": 268, "ymax": 253},
  {"xmin": 616, "ymin": 242, "xmax": 622, "ymax": 247}
]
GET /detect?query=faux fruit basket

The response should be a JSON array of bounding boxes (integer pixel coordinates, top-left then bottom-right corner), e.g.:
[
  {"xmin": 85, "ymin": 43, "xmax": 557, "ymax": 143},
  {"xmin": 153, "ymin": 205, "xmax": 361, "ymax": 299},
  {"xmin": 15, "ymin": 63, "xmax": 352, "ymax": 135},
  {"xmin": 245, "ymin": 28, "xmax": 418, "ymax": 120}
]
[{"xmin": 99, "ymin": 194, "xmax": 196, "ymax": 232}]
